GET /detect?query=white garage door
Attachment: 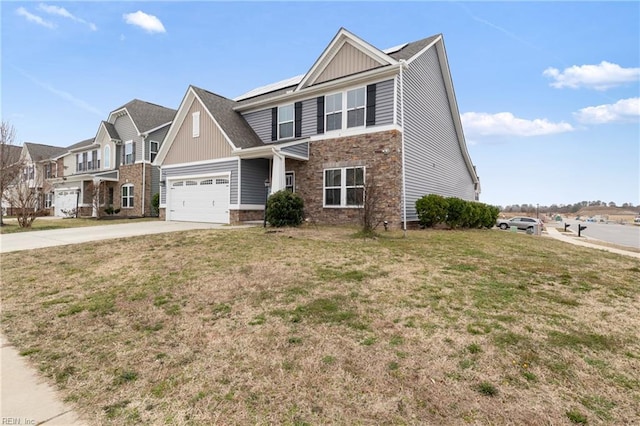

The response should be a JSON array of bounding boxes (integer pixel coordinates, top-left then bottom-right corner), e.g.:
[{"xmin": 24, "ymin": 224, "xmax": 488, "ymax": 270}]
[
  {"xmin": 54, "ymin": 190, "xmax": 78, "ymax": 217},
  {"xmin": 168, "ymin": 177, "xmax": 230, "ymax": 223}
]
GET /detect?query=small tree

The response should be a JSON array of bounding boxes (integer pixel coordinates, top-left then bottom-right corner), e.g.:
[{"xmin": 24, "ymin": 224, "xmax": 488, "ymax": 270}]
[
  {"xmin": 0, "ymin": 121, "xmax": 23, "ymax": 226},
  {"xmin": 415, "ymin": 194, "xmax": 449, "ymax": 228},
  {"xmin": 7, "ymin": 178, "xmax": 41, "ymax": 228},
  {"xmin": 359, "ymin": 173, "xmax": 386, "ymax": 235},
  {"xmin": 265, "ymin": 190, "xmax": 304, "ymax": 227}
]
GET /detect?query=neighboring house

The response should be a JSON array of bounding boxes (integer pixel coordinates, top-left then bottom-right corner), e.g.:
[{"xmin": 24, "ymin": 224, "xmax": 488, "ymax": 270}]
[
  {"xmin": 7, "ymin": 142, "xmax": 67, "ymax": 214},
  {"xmin": 155, "ymin": 28, "xmax": 481, "ymax": 227},
  {"xmin": 0, "ymin": 144, "xmax": 24, "ymax": 216},
  {"xmin": 49, "ymin": 99, "xmax": 176, "ymax": 217}
]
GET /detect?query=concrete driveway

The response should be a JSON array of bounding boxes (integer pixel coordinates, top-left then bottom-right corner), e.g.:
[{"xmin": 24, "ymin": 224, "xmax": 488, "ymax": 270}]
[{"xmin": 0, "ymin": 221, "xmax": 248, "ymax": 253}]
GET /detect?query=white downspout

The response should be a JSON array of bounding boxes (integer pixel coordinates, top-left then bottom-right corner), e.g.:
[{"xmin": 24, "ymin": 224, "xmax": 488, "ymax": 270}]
[
  {"xmin": 141, "ymin": 136, "xmax": 146, "ymax": 217},
  {"xmin": 400, "ymin": 59, "xmax": 407, "ymax": 237}
]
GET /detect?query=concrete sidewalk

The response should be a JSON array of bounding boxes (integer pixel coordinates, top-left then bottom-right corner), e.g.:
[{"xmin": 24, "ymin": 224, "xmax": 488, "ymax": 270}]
[
  {"xmin": 545, "ymin": 226, "xmax": 640, "ymax": 259},
  {"xmin": 0, "ymin": 335, "xmax": 86, "ymax": 425}
]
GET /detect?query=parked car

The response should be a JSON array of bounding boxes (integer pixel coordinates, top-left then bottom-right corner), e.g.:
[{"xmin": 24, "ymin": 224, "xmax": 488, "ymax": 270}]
[{"xmin": 496, "ymin": 216, "xmax": 543, "ymax": 231}]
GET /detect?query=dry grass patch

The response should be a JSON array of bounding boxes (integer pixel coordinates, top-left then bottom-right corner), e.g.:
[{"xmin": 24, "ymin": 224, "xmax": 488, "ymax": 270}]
[
  {"xmin": 0, "ymin": 217, "xmax": 160, "ymax": 234},
  {"xmin": 1, "ymin": 226, "xmax": 639, "ymax": 425}
]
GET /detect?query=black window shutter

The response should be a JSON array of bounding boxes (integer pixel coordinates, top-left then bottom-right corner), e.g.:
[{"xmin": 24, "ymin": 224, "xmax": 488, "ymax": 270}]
[
  {"xmin": 294, "ymin": 102, "xmax": 302, "ymax": 138},
  {"xmin": 366, "ymin": 84, "xmax": 377, "ymax": 126},
  {"xmin": 316, "ymin": 97, "xmax": 324, "ymax": 134},
  {"xmin": 271, "ymin": 107, "xmax": 278, "ymax": 141}
]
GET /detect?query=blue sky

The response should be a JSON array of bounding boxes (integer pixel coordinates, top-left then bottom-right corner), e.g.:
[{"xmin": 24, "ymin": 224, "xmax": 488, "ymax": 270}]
[{"xmin": 2, "ymin": 1, "xmax": 639, "ymax": 208}]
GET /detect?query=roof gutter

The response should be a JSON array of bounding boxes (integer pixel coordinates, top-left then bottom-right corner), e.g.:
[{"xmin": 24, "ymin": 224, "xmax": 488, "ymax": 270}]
[{"xmin": 234, "ymin": 63, "xmax": 402, "ymax": 113}]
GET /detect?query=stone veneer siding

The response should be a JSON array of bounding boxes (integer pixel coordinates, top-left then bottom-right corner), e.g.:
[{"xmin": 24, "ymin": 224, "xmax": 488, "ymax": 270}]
[{"xmin": 287, "ymin": 130, "xmax": 404, "ymax": 229}]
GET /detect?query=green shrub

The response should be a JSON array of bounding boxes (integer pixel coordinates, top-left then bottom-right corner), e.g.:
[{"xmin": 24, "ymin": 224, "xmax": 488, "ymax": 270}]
[
  {"xmin": 415, "ymin": 194, "xmax": 449, "ymax": 228},
  {"xmin": 481, "ymin": 204, "xmax": 500, "ymax": 229},
  {"xmin": 445, "ymin": 197, "xmax": 467, "ymax": 229},
  {"xmin": 151, "ymin": 193, "xmax": 160, "ymax": 217},
  {"xmin": 265, "ymin": 190, "xmax": 304, "ymax": 227}
]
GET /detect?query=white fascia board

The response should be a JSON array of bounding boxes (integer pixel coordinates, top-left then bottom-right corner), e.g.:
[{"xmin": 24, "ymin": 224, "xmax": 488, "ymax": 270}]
[
  {"xmin": 108, "ymin": 108, "xmax": 142, "ymax": 136},
  {"xmin": 161, "ymin": 156, "xmax": 238, "ymax": 170},
  {"xmin": 154, "ymin": 88, "xmax": 196, "ymax": 165},
  {"xmin": 69, "ymin": 143, "xmax": 100, "ymax": 153},
  {"xmin": 296, "ymin": 28, "xmax": 397, "ymax": 91},
  {"xmin": 404, "ymin": 35, "xmax": 441, "ymax": 65},
  {"xmin": 309, "ymin": 123, "xmax": 401, "ymax": 142},
  {"xmin": 234, "ymin": 64, "xmax": 400, "ymax": 113},
  {"xmin": 142, "ymin": 121, "xmax": 172, "ymax": 137}
]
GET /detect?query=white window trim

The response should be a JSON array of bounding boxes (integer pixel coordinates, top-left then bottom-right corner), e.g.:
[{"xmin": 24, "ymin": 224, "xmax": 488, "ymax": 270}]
[
  {"xmin": 323, "ymin": 166, "xmax": 365, "ymax": 208},
  {"xmin": 325, "ymin": 86, "xmax": 367, "ymax": 133},
  {"xmin": 150, "ymin": 140, "xmax": 159, "ymax": 162},
  {"xmin": 121, "ymin": 183, "xmax": 134, "ymax": 209},
  {"xmin": 278, "ymin": 104, "xmax": 294, "ymax": 140},
  {"xmin": 346, "ymin": 87, "xmax": 366, "ymax": 129},
  {"xmin": 192, "ymin": 111, "xmax": 200, "ymax": 138},
  {"xmin": 104, "ymin": 145, "xmax": 111, "ymax": 169},
  {"xmin": 124, "ymin": 141, "xmax": 134, "ymax": 165},
  {"xmin": 285, "ymin": 171, "xmax": 295, "ymax": 192}
]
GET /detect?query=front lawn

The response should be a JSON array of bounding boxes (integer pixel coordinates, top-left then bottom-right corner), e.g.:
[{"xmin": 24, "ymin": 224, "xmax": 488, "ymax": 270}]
[
  {"xmin": 1, "ymin": 227, "xmax": 638, "ymax": 425},
  {"xmin": 0, "ymin": 217, "xmax": 160, "ymax": 234}
]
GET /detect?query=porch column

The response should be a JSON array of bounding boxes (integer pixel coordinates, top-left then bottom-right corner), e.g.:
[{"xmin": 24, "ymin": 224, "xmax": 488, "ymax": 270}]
[{"xmin": 270, "ymin": 150, "xmax": 286, "ymax": 194}]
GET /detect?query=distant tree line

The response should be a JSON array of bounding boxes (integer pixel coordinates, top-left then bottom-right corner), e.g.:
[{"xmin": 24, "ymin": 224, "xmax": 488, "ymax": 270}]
[{"xmin": 499, "ymin": 200, "xmax": 640, "ymax": 214}]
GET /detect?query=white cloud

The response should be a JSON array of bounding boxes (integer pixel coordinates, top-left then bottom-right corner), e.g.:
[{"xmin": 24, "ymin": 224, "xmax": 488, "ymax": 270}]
[
  {"xmin": 543, "ymin": 61, "xmax": 640, "ymax": 91},
  {"xmin": 574, "ymin": 97, "xmax": 640, "ymax": 124},
  {"xmin": 16, "ymin": 7, "xmax": 56, "ymax": 29},
  {"xmin": 123, "ymin": 11, "xmax": 166, "ymax": 34},
  {"xmin": 461, "ymin": 112, "xmax": 574, "ymax": 138},
  {"xmin": 38, "ymin": 3, "xmax": 97, "ymax": 31}
]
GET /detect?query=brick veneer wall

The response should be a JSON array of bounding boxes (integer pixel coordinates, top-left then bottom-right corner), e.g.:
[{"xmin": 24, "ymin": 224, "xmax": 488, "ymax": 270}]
[
  {"xmin": 117, "ymin": 163, "xmax": 153, "ymax": 216},
  {"xmin": 230, "ymin": 209, "xmax": 264, "ymax": 224},
  {"xmin": 287, "ymin": 129, "xmax": 404, "ymax": 229}
]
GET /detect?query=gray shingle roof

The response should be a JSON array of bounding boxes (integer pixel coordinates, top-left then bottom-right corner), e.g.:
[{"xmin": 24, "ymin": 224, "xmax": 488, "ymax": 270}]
[
  {"xmin": 191, "ymin": 86, "xmax": 264, "ymax": 149},
  {"xmin": 23, "ymin": 142, "xmax": 67, "ymax": 162},
  {"xmin": 234, "ymin": 32, "xmax": 441, "ymax": 106},
  {"xmin": 387, "ymin": 34, "xmax": 440, "ymax": 61},
  {"xmin": 2, "ymin": 145, "xmax": 22, "ymax": 165},
  {"xmin": 66, "ymin": 138, "xmax": 96, "ymax": 151},
  {"xmin": 102, "ymin": 121, "xmax": 120, "ymax": 140},
  {"xmin": 113, "ymin": 99, "xmax": 176, "ymax": 134}
]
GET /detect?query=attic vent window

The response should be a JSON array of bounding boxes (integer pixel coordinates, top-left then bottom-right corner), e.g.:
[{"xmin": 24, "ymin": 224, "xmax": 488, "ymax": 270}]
[{"xmin": 192, "ymin": 111, "xmax": 200, "ymax": 138}]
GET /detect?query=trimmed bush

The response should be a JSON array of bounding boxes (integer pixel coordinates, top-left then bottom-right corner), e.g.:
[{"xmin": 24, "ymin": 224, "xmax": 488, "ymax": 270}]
[
  {"xmin": 265, "ymin": 190, "xmax": 304, "ymax": 227},
  {"xmin": 416, "ymin": 194, "xmax": 449, "ymax": 228},
  {"xmin": 445, "ymin": 197, "xmax": 467, "ymax": 229}
]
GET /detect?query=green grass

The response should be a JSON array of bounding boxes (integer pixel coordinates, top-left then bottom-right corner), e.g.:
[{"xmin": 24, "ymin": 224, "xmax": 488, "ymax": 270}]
[{"xmin": 1, "ymin": 226, "xmax": 638, "ymax": 425}]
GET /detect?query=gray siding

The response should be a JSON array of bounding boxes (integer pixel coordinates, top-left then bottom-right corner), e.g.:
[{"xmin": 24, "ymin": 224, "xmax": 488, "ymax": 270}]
[
  {"xmin": 151, "ymin": 165, "xmax": 160, "ymax": 199},
  {"xmin": 113, "ymin": 115, "xmax": 142, "ymax": 161},
  {"xmin": 161, "ymin": 159, "xmax": 239, "ymax": 205},
  {"xmin": 148, "ymin": 125, "xmax": 170, "ymax": 162},
  {"xmin": 375, "ymin": 79, "xmax": 394, "ymax": 126},
  {"xmin": 243, "ymin": 110, "xmax": 271, "ymax": 143},
  {"xmin": 240, "ymin": 159, "xmax": 270, "ymax": 204},
  {"xmin": 281, "ymin": 142, "xmax": 309, "ymax": 159},
  {"xmin": 403, "ymin": 47, "xmax": 475, "ymax": 221}
]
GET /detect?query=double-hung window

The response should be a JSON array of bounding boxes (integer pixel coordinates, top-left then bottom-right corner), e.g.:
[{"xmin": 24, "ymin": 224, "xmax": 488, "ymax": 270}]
[
  {"xmin": 347, "ymin": 87, "xmax": 365, "ymax": 128},
  {"xmin": 104, "ymin": 145, "xmax": 111, "ymax": 168},
  {"xmin": 87, "ymin": 150, "xmax": 94, "ymax": 170},
  {"xmin": 124, "ymin": 142, "xmax": 134, "ymax": 165},
  {"xmin": 44, "ymin": 193, "xmax": 53, "ymax": 209},
  {"xmin": 121, "ymin": 184, "xmax": 134, "ymax": 208},
  {"xmin": 325, "ymin": 93, "xmax": 342, "ymax": 131},
  {"xmin": 76, "ymin": 153, "xmax": 83, "ymax": 172},
  {"xmin": 150, "ymin": 141, "xmax": 159, "ymax": 162},
  {"xmin": 278, "ymin": 105, "xmax": 294, "ymax": 139},
  {"xmin": 323, "ymin": 166, "xmax": 365, "ymax": 207}
]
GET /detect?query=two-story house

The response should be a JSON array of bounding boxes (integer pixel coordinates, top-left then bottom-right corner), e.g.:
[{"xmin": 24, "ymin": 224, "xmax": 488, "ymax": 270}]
[
  {"xmin": 155, "ymin": 28, "xmax": 480, "ymax": 228},
  {"xmin": 49, "ymin": 99, "xmax": 176, "ymax": 217}
]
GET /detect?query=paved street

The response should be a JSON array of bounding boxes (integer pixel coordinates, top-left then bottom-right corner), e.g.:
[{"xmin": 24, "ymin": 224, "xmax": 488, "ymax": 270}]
[{"xmin": 560, "ymin": 219, "xmax": 640, "ymax": 249}]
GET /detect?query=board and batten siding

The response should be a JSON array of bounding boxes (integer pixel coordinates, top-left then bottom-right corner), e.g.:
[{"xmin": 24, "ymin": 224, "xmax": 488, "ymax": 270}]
[
  {"xmin": 281, "ymin": 142, "xmax": 309, "ymax": 159},
  {"xmin": 240, "ymin": 159, "xmax": 270, "ymax": 204},
  {"xmin": 315, "ymin": 42, "xmax": 381, "ymax": 85},
  {"xmin": 163, "ymin": 98, "xmax": 233, "ymax": 165},
  {"xmin": 402, "ymin": 47, "xmax": 475, "ymax": 221},
  {"xmin": 161, "ymin": 159, "xmax": 239, "ymax": 205},
  {"xmin": 113, "ymin": 115, "xmax": 141, "ymax": 160}
]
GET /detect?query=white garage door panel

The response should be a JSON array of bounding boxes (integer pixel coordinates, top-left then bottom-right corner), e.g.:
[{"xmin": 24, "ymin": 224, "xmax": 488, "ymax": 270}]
[
  {"xmin": 54, "ymin": 191, "xmax": 78, "ymax": 217},
  {"xmin": 169, "ymin": 177, "xmax": 229, "ymax": 223}
]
